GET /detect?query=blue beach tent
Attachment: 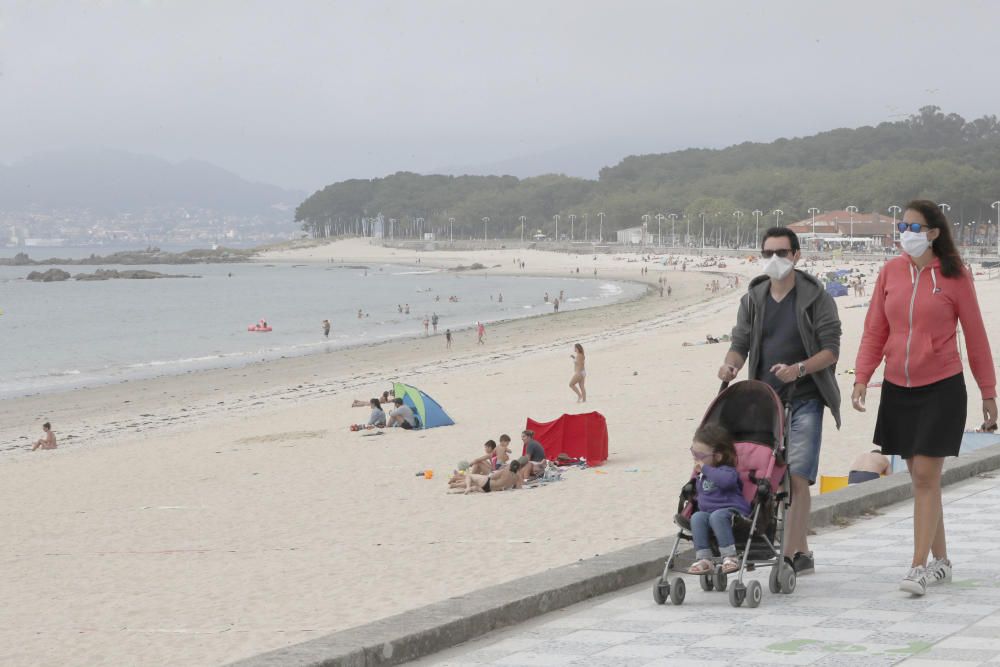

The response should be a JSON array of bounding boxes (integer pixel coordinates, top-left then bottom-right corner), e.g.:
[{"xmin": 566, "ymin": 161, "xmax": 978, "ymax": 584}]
[
  {"xmin": 392, "ymin": 382, "xmax": 455, "ymax": 429},
  {"xmin": 825, "ymin": 282, "xmax": 848, "ymax": 298}
]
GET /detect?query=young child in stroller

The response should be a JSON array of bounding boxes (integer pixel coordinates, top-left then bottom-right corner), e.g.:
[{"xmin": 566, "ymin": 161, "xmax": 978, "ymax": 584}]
[{"xmin": 687, "ymin": 423, "xmax": 751, "ymax": 576}]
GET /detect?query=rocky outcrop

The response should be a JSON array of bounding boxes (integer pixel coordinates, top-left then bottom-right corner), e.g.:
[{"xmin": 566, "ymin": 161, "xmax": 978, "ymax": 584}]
[
  {"xmin": 27, "ymin": 268, "xmax": 197, "ymax": 281},
  {"xmin": 26, "ymin": 268, "xmax": 71, "ymax": 282}
]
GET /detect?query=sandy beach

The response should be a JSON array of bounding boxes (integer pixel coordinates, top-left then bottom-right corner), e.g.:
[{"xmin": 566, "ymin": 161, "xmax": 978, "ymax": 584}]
[{"xmin": 3, "ymin": 239, "xmax": 998, "ymax": 667}]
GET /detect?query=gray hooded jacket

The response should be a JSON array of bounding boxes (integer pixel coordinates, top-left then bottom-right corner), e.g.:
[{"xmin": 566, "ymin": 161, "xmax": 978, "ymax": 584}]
[{"xmin": 729, "ymin": 270, "xmax": 843, "ymax": 428}]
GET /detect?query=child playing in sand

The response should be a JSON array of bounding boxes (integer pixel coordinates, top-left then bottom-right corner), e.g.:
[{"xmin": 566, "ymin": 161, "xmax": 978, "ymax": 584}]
[
  {"xmin": 686, "ymin": 423, "xmax": 750, "ymax": 575},
  {"xmin": 31, "ymin": 422, "xmax": 57, "ymax": 451}
]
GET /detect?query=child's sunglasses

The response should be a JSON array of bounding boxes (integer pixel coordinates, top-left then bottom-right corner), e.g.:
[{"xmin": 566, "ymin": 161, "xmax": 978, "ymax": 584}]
[{"xmin": 897, "ymin": 222, "xmax": 929, "ymax": 233}]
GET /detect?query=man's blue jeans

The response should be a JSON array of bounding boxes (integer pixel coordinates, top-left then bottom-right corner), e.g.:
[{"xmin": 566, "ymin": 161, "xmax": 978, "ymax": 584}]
[{"xmin": 690, "ymin": 508, "xmax": 738, "ymax": 560}]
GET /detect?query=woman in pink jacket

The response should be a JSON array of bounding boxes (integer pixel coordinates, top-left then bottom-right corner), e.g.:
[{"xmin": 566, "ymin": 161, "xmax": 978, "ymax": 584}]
[{"xmin": 853, "ymin": 200, "xmax": 997, "ymax": 596}]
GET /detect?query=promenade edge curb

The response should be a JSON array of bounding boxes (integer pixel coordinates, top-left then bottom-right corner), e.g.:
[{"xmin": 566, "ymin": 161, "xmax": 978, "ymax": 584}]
[{"xmin": 228, "ymin": 441, "xmax": 1000, "ymax": 667}]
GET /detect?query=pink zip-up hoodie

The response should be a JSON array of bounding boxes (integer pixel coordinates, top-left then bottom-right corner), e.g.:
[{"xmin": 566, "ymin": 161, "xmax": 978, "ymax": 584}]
[{"xmin": 855, "ymin": 255, "xmax": 996, "ymax": 399}]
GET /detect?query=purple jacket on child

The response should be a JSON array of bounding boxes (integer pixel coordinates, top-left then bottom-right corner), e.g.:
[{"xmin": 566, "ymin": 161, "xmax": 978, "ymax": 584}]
[{"xmin": 696, "ymin": 464, "xmax": 750, "ymax": 515}]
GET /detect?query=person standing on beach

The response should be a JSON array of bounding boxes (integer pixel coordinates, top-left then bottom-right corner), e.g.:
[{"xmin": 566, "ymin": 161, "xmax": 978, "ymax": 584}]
[
  {"xmin": 322, "ymin": 319, "xmax": 331, "ymax": 338},
  {"xmin": 431, "ymin": 313, "xmax": 439, "ymax": 333},
  {"xmin": 404, "ymin": 304, "xmax": 410, "ymax": 315},
  {"xmin": 477, "ymin": 321, "xmax": 485, "ymax": 345},
  {"xmin": 31, "ymin": 422, "xmax": 57, "ymax": 451},
  {"xmin": 553, "ymin": 298, "xmax": 559, "ymax": 313},
  {"xmin": 720, "ymin": 227, "xmax": 842, "ymax": 576},
  {"xmin": 423, "ymin": 316, "xmax": 429, "ymax": 336},
  {"xmin": 852, "ymin": 200, "xmax": 997, "ymax": 596},
  {"xmin": 445, "ymin": 329, "xmax": 452, "ymax": 349},
  {"xmin": 570, "ymin": 343, "xmax": 587, "ymax": 402},
  {"xmin": 498, "ymin": 292, "xmax": 503, "ymax": 303}
]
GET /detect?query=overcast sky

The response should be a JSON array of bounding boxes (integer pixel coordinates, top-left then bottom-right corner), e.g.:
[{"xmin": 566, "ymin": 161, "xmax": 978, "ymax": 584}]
[{"xmin": 2, "ymin": 0, "xmax": 999, "ymax": 191}]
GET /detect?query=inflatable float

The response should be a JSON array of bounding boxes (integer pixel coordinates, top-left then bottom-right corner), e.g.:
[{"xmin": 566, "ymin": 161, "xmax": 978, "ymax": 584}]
[{"xmin": 248, "ymin": 323, "xmax": 272, "ymax": 332}]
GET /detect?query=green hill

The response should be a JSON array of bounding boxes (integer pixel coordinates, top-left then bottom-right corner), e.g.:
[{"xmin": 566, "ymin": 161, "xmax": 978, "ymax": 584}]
[{"xmin": 296, "ymin": 107, "xmax": 1000, "ymax": 240}]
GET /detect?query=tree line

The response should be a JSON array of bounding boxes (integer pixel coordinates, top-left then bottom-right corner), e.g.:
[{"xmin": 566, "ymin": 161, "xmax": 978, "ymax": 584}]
[{"xmin": 296, "ymin": 107, "xmax": 1000, "ymax": 241}]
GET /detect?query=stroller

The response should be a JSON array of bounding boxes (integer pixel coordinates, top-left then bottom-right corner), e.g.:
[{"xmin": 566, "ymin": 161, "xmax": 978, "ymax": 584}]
[{"xmin": 652, "ymin": 380, "xmax": 796, "ymax": 608}]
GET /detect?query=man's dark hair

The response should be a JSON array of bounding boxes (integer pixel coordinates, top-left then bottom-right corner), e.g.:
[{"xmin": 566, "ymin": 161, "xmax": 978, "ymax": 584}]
[
  {"xmin": 43, "ymin": 422, "xmax": 51, "ymax": 430},
  {"xmin": 761, "ymin": 226, "xmax": 800, "ymax": 253},
  {"xmin": 393, "ymin": 398, "xmax": 403, "ymax": 406}
]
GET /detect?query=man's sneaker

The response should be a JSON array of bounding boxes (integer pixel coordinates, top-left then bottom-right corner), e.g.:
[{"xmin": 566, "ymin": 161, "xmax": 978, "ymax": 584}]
[
  {"xmin": 792, "ymin": 552, "xmax": 815, "ymax": 575},
  {"xmin": 926, "ymin": 558, "xmax": 952, "ymax": 586},
  {"xmin": 900, "ymin": 566, "xmax": 928, "ymax": 595}
]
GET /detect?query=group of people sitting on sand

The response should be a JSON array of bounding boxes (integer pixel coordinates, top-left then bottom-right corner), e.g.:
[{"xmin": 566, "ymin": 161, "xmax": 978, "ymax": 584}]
[
  {"xmin": 349, "ymin": 390, "xmax": 421, "ymax": 430},
  {"xmin": 447, "ymin": 430, "xmax": 549, "ymax": 494}
]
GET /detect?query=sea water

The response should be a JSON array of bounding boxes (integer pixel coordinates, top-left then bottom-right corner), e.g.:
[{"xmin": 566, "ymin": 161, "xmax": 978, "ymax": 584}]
[{"xmin": 0, "ymin": 261, "xmax": 643, "ymax": 398}]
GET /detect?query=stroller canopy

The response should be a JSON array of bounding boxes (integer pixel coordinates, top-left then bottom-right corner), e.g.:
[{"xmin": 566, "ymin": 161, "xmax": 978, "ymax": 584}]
[
  {"xmin": 701, "ymin": 380, "xmax": 784, "ymax": 450},
  {"xmin": 392, "ymin": 382, "xmax": 454, "ymax": 429}
]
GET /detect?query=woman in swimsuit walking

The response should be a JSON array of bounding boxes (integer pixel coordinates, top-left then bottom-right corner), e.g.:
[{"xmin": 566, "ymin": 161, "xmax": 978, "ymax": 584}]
[{"xmin": 570, "ymin": 343, "xmax": 587, "ymax": 403}]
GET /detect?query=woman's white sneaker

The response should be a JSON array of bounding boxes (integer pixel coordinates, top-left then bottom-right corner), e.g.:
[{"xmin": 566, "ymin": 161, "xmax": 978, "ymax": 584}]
[
  {"xmin": 926, "ymin": 558, "xmax": 952, "ymax": 585},
  {"xmin": 900, "ymin": 566, "xmax": 928, "ymax": 595}
]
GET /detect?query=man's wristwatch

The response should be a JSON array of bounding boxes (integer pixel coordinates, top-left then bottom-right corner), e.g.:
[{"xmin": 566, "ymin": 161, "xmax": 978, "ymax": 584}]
[{"xmin": 797, "ymin": 362, "xmax": 807, "ymax": 378}]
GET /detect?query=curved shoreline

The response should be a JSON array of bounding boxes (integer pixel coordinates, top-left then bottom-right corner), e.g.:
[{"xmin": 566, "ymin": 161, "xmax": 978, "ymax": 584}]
[{"xmin": 0, "ymin": 249, "xmax": 724, "ymax": 454}]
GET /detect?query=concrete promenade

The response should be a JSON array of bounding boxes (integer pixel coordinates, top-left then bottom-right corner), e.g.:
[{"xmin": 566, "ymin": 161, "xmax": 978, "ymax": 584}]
[{"xmin": 415, "ymin": 472, "xmax": 1000, "ymax": 667}]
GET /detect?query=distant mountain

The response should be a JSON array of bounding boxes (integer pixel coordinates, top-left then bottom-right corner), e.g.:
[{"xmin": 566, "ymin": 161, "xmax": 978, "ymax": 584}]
[
  {"xmin": 0, "ymin": 149, "xmax": 306, "ymax": 216},
  {"xmin": 432, "ymin": 139, "xmax": 670, "ymax": 180}
]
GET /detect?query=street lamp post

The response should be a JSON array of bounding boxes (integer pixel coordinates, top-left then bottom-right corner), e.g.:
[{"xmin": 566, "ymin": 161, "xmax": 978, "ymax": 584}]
[
  {"xmin": 846, "ymin": 205, "xmax": 858, "ymax": 247},
  {"xmin": 773, "ymin": 209, "xmax": 783, "ymax": 228},
  {"xmin": 685, "ymin": 215, "xmax": 690, "ymax": 247},
  {"xmin": 641, "ymin": 214, "xmax": 651, "ymax": 247},
  {"xmin": 519, "ymin": 215, "xmax": 526, "ymax": 242},
  {"xmin": 598, "ymin": 212, "xmax": 605, "ymax": 242},
  {"xmin": 582, "ymin": 213, "xmax": 588, "ymax": 241},
  {"xmin": 482, "ymin": 216, "xmax": 490, "ymax": 244},
  {"xmin": 700, "ymin": 212, "xmax": 707, "ymax": 249},
  {"xmin": 569, "ymin": 214, "xmax": 576, "ymax": 241},
  {"xmin": 752, "ymin": 209, "xmax": 762, "ymax": 248},
  {"xmin": 656, "ymin": 213, "xmax": 665, "ymax": 246},
  {"xmin": 888, "ymin": 205, "xmax": 902, "ymax": 246},
  {"xmin": 732, "ymin": 210, "xmax": 744, "ymax": 249},
  {"xmin": 389, "ymin": 218, "xmax": 396, "ymax": 241},
  {"xmin": 553, "ymin": 214, "xmax": 560, "ymax": 242},
  {"xmin": 668, "ymin": 213, "xmax": 678, "ymax": 247},
  {"xmin": 807, "ymin": 207, "xmax": 820, "ymax": 251},
  {"xmin": 449, "ymin": 217, "xmax": 455, "ymax": 243},
  {"xmin": 992, "ymin": 202, "xmax": 1000, "ymax": 255}
]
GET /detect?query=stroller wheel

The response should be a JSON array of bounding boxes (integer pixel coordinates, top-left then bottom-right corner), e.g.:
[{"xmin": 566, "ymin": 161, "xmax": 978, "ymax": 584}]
[
  {"xmin": 699, "ymin": 574, "xmax": 714, "ymax": 592},
  {"xmin": 779, "ymin": 567, "xmax": 796, "ymax": 594},
  {"xmin": 668, "ymin": 577, "xmax": 686, "ymax": 605},
  {"xmin": 652, "ymin": 580, "xmax": 668, "ymax": 605},
  {"xmin": 746, "ymin": 580, "xmax": 763, "ymax": 608},
  {"xmin": 727, "ymin": 582, "xmax": 745, "ymax": 608},
  {"xmin": 713, "ymin": 569, "xmax": 728, "ymax": 592},
  {"xmin": 769, "ymin": 565, "xmax": 782, "ymax": 594}
]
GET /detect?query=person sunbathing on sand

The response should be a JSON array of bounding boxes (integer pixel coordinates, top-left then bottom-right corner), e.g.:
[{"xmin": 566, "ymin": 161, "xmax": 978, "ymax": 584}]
[
  {"xmin": 31, "ymin": 422, "xmax": 57, "ymax": 451},
  {"xmin": 454, "ymin": 459, "xmax": 522, "ymax": 494},
  {"xmin": 351, "ymin": 391, "xmax": 393, "ymax": 407}
]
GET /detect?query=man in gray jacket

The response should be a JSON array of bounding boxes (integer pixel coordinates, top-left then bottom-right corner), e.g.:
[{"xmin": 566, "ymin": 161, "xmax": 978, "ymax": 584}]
[{"xmin": 718, "ymin": 227, "xmax": 842, "ymax": 576}]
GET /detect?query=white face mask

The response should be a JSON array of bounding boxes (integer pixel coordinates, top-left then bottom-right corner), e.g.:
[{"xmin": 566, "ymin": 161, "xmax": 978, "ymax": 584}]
[
  {"xmin": 900, "ymin": 230, "xmax": 931, "ymax": 257},
  {"xmin": 762, "ymin": 255, "xmax": 794, "ymax": 280}
]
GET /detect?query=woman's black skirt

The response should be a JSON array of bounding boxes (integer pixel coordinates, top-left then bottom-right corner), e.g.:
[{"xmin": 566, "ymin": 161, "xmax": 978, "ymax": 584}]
[{"xmin": 873, "ymin": 373, "xmax": 967, "ymax": 459}]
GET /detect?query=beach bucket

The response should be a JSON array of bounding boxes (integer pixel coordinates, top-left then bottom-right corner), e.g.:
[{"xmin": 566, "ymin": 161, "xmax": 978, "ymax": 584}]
[
  {"xmin": 819, "ymin": 475, "xmax": 849, "ymax": 494},
  {"xmin": 424, "ymin": 469, "xmax": 434, "ymax": 479}
]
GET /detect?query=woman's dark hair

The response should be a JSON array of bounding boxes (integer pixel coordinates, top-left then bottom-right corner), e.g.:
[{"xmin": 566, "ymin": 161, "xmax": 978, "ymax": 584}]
[
  {"xmin": 370, "ymin": 398, "xmax": 381, "ymax": 409},
  {"xmin": 693, "ymin": 422, "xmax": 738, "ymax": 467},
  {"xmin": 574, "ymin": 343, "xmax": 584, "ymax": 354},
  {"xmin": 484, "ymin": 440, "xmax": 497, "ymax": 450},
  {"xmin": 761, "ymin": 226, "xmax": 800, "ymax": 253},
  {"xmin": 904, "ymin": 200, "xmax": 964, "ymax": 278}
]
